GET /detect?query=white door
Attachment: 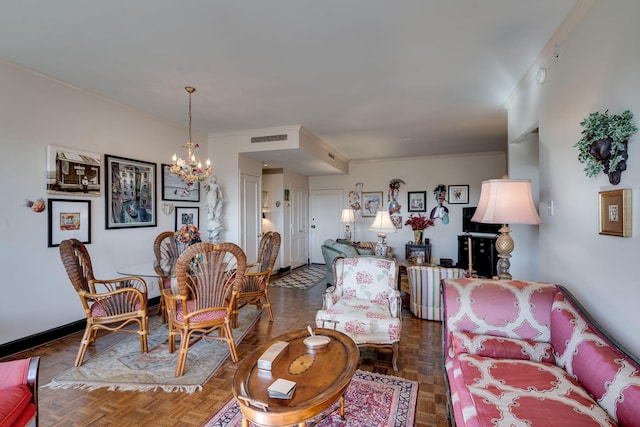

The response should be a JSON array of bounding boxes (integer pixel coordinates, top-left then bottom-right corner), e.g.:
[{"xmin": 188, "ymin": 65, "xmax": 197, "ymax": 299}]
[
  {"xmin": 309, "ymin": 189, "xmax": 343, "ymax": 264},
  {"xmin": 240, "ymin": 172, "xmax": 260, "ymax": 264},
  {"xmin": 290, "ymin": 185, "xmax": 309, "ymax": 268}
]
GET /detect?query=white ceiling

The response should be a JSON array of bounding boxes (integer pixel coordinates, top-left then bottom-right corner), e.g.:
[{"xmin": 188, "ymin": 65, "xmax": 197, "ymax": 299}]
[{"xmin": 0, "ymin": 1, "xmax": 576, "ymax": 171}]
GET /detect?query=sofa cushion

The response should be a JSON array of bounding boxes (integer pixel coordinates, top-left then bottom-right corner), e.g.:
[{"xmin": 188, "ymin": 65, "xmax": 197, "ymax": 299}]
[
  {"xmin": 455, "ymin": 354, "xmax": 615, "ymax": 426},
  {"xmin": 0, "ymin": 385, "xmax": 31, "ymax": 427},
  {"xmin": 551, "ymin": 292, "xmax": 640, "ymax": 426},
  {"xmin": 452, "ymin": 331, "xmax": 556, "ymax": 364},
  {"xmin": 330, "ymin": 242, "xmax": 359, "ymax": 257}
]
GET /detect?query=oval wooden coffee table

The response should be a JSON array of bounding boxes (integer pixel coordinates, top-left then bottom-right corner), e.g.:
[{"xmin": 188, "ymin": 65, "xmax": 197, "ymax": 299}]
[{"xmin": 232, "ymin": 328, "xmax": 359, "ymax": 426}]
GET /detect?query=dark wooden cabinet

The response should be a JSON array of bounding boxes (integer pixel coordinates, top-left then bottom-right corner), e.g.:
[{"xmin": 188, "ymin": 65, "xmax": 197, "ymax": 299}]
[{"xmin": 457, "ymin": 235, "xmax": 497, "ymax": 278}]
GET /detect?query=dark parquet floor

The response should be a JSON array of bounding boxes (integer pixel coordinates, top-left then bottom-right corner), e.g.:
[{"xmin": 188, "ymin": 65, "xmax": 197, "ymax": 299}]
[{"xmin": 3, "ymin": 273, "xmax": 450, "ymax": 426}]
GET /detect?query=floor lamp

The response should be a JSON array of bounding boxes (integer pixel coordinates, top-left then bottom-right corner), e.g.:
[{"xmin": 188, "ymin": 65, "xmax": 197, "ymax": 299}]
[
  {"xmin": 471, "ymin": 178, "xmax": 542, "ymax": 280},
  {"xmin": 369, "ymin": 211, "xmax": 397, "ymax": 257},
  {"xmin": 340, "ymin": 208, "xmax": 356, "ymax": 241}
]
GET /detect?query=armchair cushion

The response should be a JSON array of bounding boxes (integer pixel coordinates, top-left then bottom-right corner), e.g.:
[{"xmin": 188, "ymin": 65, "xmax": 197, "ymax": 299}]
[
  {"xmin": 321, "ymin": 298, "xmax": 400, "ymax": 342},
  {"xmin": 0, "ymin": 385, "xmax": 32, "ymax": 427}
]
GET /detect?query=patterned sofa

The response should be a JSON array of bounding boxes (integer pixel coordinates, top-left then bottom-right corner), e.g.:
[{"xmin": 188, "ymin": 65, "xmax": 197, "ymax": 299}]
[{"xmin": 442, "ymin": 278, "xmax": 640, "ymax": 427}]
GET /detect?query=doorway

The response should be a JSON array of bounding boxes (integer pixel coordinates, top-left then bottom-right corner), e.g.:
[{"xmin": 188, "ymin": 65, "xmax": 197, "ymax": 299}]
[{"xmin": 309, "ymin": 189, "xmax": 343, "ymax": 264}]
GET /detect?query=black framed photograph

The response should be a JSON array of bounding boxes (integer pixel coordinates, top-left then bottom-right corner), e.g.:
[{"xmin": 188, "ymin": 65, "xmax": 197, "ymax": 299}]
[
  {"xmin": 161, "ymin": 164, "xmax": 200, "ymax": 202},
  {"xmin": 362, "ymin": 191, "xmax": 383, "ymax": 217},
  {"xmin": 448, "ymin": 185, "xmax": 469, "ymax": 204},
  {"xmin": 105, "ymin": 154, "xmax": 157, "ymax": 229},
  {"xmin": 175, "ymin": 206, "xmax": 200, "ymax": 230},
  {"xmin": 47, "ymin": 145, "xmax": 101, "ymax": 196},
  {"xmin": 48, "ymin": 199, "xmax": 91, "ymax": 247},
  {"xmin": 407, "ymin": 191, "xmax": 427, "ymax": 212}
]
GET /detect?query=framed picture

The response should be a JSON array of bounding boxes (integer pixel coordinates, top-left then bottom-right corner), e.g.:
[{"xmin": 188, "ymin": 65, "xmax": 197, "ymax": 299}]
[
  {"xmin": 48, "ymin": 199, "xmax": 91, "ymax": 247},
  {"xmin": 391, "ymin": 215, "xmax": 403, "ymax": 229},
  {"xmin": 407, "ymin": 191, "xmax": 427, "ymax": 212},
  {"xmin": 105, "ymin": 154, "xmax": 157, "ymax": 229},
  {"xmin": 362, "ymin": 191, "xmax": 383, "ymax": 217},
  {"xmin": 47, "ymin": 145, "xmax": 101, "ymax": 197},
  {"xmin": 448, "ymin": 185, "xmax": 469, "ymax": 204},
  {"xmin": 161, "ymin": 164, "xmax": 200, "ymax": 202},
  {"xmin": 175, "ymin": 206, "xmax": 200, "ymax": 230},
  {"xmin": 599, "ymin": 189, "xmax": 631, "ymax": 237}
]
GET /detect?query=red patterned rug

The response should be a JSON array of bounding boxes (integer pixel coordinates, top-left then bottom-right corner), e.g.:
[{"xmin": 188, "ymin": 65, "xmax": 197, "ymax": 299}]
[{"xmin": 204, "ymin": 370, "xmax": 417, "ymax": 426}]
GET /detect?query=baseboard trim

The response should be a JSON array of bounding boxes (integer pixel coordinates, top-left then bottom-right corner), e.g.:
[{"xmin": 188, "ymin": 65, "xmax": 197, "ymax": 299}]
[{"xmin": 0, "ymin": 296, "xmax": 161, "ymax": 358}]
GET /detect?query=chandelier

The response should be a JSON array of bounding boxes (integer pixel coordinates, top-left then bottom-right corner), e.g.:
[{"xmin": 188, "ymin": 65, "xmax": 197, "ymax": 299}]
[{"xmin": 169, "ymin": 86, "xmax": 212, "ymax": 183}]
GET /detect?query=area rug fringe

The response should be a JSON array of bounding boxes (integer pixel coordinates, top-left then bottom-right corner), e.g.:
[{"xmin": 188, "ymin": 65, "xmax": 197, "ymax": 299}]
[{"xmin": 44, "ymin": 380, "xmax": 203, "ymax": 394}]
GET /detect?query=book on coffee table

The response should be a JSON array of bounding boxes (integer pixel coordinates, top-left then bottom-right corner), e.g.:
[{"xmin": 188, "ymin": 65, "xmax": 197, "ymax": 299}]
[{"xmin": 268, "ymin": 378, "xmax": 296, "ymax": 399}]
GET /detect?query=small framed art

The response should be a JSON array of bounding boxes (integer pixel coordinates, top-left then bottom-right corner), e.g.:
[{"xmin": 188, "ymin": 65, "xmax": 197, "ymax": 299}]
[
  {"xmin": 448, "ymin": 185, "xmax": 469, "ymax": 204},
  {"xmin": 105, "ymin": 154, "xmax": 157, "ymax": 229},
  {"xmin": 48, "ymin": 199, "xmax": 91, "ymax": 247},
  {"xmin": 175, "ymin": 206, "xmax": 200, "ymax": 231},
  {"xmin": 161, "ymin": 164, "xmax": 200, "ymax": 202},
  {"xmin": 599, "ymin": 189, "xmax": 631, "ymax": 237},
  {"xmin": 362, "ymin": 191, "xmax": 383, "ymax": 217},
  {"xmin": 407, "ymin": 191, "xmax": 426, "ymax": 212},
  {"xmin": 47, "ymin": 145, "xmax": 101, "ymax": 196}
]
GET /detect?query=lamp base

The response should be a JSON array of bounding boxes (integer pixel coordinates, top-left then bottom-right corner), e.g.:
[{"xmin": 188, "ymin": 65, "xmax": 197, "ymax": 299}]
[
  {"xmin": 343, "ymin": 224, "xmax": 352, "ymax": 241},
  {"xmin": 375, "ymin": 233, "xmax": 388, "ymax": 257},
  {"xmin": 495, "ymin": 225, "xmax": 514, "ymax": 280}
]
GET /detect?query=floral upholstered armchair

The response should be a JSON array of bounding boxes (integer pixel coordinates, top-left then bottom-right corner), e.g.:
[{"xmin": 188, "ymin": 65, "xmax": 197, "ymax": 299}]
[{"xmin": 315, "ymin": 256, "xmax": 401, "ymax": 371}]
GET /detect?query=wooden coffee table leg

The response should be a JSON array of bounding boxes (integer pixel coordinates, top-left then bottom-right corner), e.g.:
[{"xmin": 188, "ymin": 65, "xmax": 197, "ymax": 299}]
[
  {"xmin": 339, "ymin": 395, "xmax": 346, "ymax": 419},
  {"xmin": 241, "ymin": 417, "xmax": 249, "ymax": 427}
]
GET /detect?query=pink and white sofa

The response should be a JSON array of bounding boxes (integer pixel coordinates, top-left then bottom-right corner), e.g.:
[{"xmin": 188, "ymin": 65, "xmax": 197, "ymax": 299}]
[
  {"xmin": 315, "ymin": 256, "xmax": 401, "ymax": 371},
  {"xmin": 442, "ymin": 278, "xmax": 640, "ymax": 427}
]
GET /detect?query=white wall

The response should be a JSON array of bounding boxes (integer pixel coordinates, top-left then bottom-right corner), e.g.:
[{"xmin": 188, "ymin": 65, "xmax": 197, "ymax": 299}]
[
  {"xmin": 506, "ymin": 0, "xmax": 640, "ymax": 356},
  {"xmin": 309, "ymin": 152, "xmax": 507, "ymax": 264},
  {"xmin": 0, "ymin": 59, "xmax": 207, "ymax": 345}
]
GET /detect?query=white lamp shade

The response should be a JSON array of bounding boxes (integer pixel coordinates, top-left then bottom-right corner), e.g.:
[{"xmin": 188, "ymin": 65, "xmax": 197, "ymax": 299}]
[
  {"xmin": 340, "ymin": 208, "xmax": 355, "ymax": 223},
  {"xmin": 471, "ymin": 179, "xmax": 542, "ymax": 225},
  {"xmin": 369, "ymin": 211, "xmax": 397, "ymax": 233}
]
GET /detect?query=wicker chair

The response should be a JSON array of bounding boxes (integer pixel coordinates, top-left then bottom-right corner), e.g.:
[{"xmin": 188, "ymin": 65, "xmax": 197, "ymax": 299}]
[
  {"xmin": 59, "ymin": 239, "xmax": 149, "ymax": 367},
  {"xmin": 232, "ymin": 231, "xmax": 281, "ymax": 327},
  {"xmin": 163, "ymin": 242, "xmax": 247, "ymax": 377},
  {"xmin": 153, "ymin": 231, "xmax": 180, "ymax": 323}
]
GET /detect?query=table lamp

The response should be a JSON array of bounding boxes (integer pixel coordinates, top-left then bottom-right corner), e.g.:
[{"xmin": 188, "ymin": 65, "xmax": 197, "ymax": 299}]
[
  {"xmin": 471, "ymin": 178, "xmax": 542, "ymax": 280},
  {"xmin": 340, "ymin": 208, "xmax": 356, "ymax": 241},
  {"xmin": 369, "ymin": 211, "xmax": 397, "ymax": 257}
]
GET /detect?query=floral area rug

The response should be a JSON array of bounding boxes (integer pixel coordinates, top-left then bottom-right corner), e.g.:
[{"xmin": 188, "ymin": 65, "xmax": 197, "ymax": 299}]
[
  {"xmin": 204, "ymin": 370, "xmax": 418, "ymax": 427},
  {"xmin": 44, "ymin": 307, "xmax": 263, "ymax": 393},
  {"xmin": 269, "ymin": 264, "xmax": 326, "ymax": 290}
]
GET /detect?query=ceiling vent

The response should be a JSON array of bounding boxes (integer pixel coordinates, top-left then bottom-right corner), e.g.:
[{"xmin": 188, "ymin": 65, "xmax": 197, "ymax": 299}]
[{"xmin": 251, "ymin": 134, "xmax": 288, "ymax": 143}]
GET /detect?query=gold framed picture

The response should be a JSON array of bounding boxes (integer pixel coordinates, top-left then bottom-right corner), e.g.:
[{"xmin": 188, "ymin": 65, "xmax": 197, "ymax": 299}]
[{"xmin": 599, "ymin": 189, "xmax": 632, "ymax": 237}]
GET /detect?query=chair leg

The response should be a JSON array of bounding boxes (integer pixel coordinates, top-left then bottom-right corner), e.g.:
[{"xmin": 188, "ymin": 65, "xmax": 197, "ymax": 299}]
[
  {"xmin": 139, "ymin": 316, "xmax": 148, "ymax": 353},
  {"xmin": 230, "ymin": 299, "xmax": 239, "ymax": 329},
  {"xmin": 74, "ymin": 326, "xmax": 93, "ymax": 367},
  {"xmin": 391, "ymin": 342, "xmax": 399, "ymax": 373},
  {"xmin": 224, "ymin": 321, "xmax": 238, "ymax": 362},
  {"xmin": 263, "ymin": 292, "xmax": 274, "ymax": 322},
  {"xmin": 175, "ymin": 330, "xmax": 190, "ymax": 377}
]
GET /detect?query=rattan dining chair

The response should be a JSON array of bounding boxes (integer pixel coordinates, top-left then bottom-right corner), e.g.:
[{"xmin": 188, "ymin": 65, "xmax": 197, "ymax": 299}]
[
  {"xmin": 163, "ymin": 242, "xmax": 247, "ymax": 377},
  {"xmin": 59, "ymin": 239, "xmax": 149, "ymax": 367},
  {"xmin": 232, "ymin": 231, "xmax": 281, "ymax": 327},
  {"xmin": 153, "ymin": 231, "xmax": 180, "ymax": 323}
]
